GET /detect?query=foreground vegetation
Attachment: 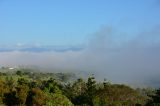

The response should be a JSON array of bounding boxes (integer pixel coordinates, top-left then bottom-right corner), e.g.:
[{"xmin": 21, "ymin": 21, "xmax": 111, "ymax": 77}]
[{"xmin": 0, "ymin": 67, "xmax": 159, "ymax": 106}]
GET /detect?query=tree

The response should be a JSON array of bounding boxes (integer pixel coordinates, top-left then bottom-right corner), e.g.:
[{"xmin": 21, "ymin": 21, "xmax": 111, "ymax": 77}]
[
  {"xmin": 55, "ymin": 72, "xmax": 76, "ymax": 82},
  {"xmin": 43, "ymin": 78, "xmax": 62, "ymax": 94},
  {"xmin": 0, "ymin": 80, "xmax": 9, "ymax": 104},
  {"xmin": 16, "ymin": 70, "xmax": 23, "ymax": 76},
  {"xmin": 16, "ymin": 85, "xmax": 29, "ymax": 105},
  {"xmin": 93, "ymin": 84, "xmax": 145, "ymax": 106},
  {"xmin": 72, "ymin": 78, "xmax": 87, "ymax": 97},
  {"xmin": 103, "ymin": 78, "xmax": 111, "ymax": 88},
  {"xmin": 5, "ymin": 77, "xmax": 15, "ymax": 89},
  {"xmin": 65, "ymin": 78, "xmax": 88, "ymax": 105},
  {"xmin": 26, "ymin": 88, "xmax": 46, "ymax": 106},
  {"xmin": 46, "ymin": 93, "xmax": 73, "ymax": 106},
  {"xmin": 145, "ymin": 88, "xmax": 160, "ymax": 106},
  {"xmin": 17, "ymin": 78, "xmax": 29, "ymax": 85},
  {"xmin": 3, "ymin": 90, "xmax": 19, "ymax": 106},
  {"xmin": 86, "ymin": 75, "xmax": 97, "ymax": 106}
]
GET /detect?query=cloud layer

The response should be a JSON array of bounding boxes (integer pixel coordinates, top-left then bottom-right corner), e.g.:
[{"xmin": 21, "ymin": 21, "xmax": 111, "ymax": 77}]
[{"xmin": 0, "ymin": 26, "xmax": 160, "ymax": 87}]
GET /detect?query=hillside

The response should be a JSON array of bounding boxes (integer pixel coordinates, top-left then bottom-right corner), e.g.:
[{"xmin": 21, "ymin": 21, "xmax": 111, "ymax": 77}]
[{"xmin": 0, "ymin": 67, "xmax": 159, "ymax": 106}]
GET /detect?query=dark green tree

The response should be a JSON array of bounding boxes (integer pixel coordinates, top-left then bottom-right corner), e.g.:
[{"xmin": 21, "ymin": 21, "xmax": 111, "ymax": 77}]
[
  {"xmin": 93, "ymin": 84, "xmax": 145, "ymax": 106},
  {"xmin": 16, "ymin": 85, "xmax": 29, "ymax": 105},
  {"xmin": 3, "ymin": 90, "xmax": 19, "ymax": 106},
  {"xmin": 86, "ymin": 75, "xmax": 97, "ymax": 106},
  {"xmin": 0, "ymin": 80, "xmax": 9, "ymax": 104},
  {"xmin": 42, "ymin": 78, "xmax": 62, "ymax": 94},
  {"xmin": 65, "ymin": 78, "xmax": 88, "ymax": 105},
  {"xmin": 16, "ymin": 70, "xmax": 23, "ymax": 76},
  {"xmin": 26, "ymin": 88, "xmax": 46, "ymax": 106},
  {"xmin": 146, "ymin": 88, "xmax": 160, "ymax": 106},
  {"xmin": 17, "ymin": 78, "xmax": 29, "ymax": 85},
  {"xmin": 5, "ymin": 77, "xmax": 15, "ymax": 90}
]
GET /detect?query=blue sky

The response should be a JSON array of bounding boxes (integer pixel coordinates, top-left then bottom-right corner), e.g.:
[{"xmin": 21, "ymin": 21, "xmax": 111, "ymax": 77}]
[{"xmin": 0, "ymin": 0, "xmax": 160, "ymax": 46}]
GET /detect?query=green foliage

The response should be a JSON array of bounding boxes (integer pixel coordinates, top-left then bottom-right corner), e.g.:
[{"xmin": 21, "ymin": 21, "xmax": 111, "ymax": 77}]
[
  {"xmin": 26, "ymin": 88, "xmax": 46, "ymax": 106},
  {"xmin": 3, "ymin": 90, "xmax": 20, "ymax": 106},
  {"xmin": 145, "ymin": 88, "xmax": 160, "ymax": 106},
  {"xmin": 65, "ymin": 78, "xmax": 88, "ymax": 105},
  {"xmin": 5, "ymin": 77, "xmax": 15, "ymax": 88},
  {"xmin": 72, "ymin": 78, "xmax": 87, "ymax": 97},
  {"xmin": 17, "ymin": 78, "xmax": 29, "ymax": 85},
  {"xmin": 86, "ymin": 75, "xmax": 97, "ymax": 105},
  {"xmin": 55, "ymin": 72, "xmax": 76, "ymax": 82},
  {"xmin": 45, "ymin": 93, "xmax": 73, "ymax": 106},
  {"xmin": 16, "ymin": 70, "xmax": 23, "ymax": 76},
  {"xmin": 42, "ymin": 78, "xmax": 62, "ymax": 94},
  {"xmin": 93, "ymin": 84, "xmax": 145, "ymax": 106},
  {"xmin": 16, "ymin": 85, "xmax": 29, "ymax": 105},
  {"xmin": 0, "ymin": 69, "xmax": 152, "ymax": 106},
  {"xmin": 0, "ymin": 80, "xmax": 9, "ymax": 104}
]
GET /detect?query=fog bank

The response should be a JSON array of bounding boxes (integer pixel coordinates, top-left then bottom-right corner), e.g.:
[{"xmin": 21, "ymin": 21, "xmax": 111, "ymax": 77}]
[{"xmin": 0, "ymin": 26, "xmax": 160, "ymax": 87}]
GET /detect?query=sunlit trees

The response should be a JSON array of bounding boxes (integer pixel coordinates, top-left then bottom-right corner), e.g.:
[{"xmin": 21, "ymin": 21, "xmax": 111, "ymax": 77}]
[
  {"xmin": 0, "ymin": 69, "xmax": 151, "ymax": 106},
  {"xmin": 16, "ymin": 85, "xmax": 29, "ymax": 105},
  {"xmin": 46, "ymin": 93, "xmax": 73, "ymax": 106},
  {"xmin": 0, "ymin": 80, "xmax": 9, "ymax": 104},
  {"xmin": 5, "ymin": 77, "xmax": 15, "ymax": 89},
  {"xmin": 93, "ymin": 84, "xmax": 145, "ymax": 106},
  {"xmin": 42, "ymin": 78, "xmax": 62, "ymax": 94}
]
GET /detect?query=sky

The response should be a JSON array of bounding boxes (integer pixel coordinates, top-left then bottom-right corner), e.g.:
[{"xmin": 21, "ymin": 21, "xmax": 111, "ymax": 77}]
[
  {"xmin": 0, "ymin": 0, "xmax": 160, "ymax": 87},
  {"xmin": 0, "ymin": 0, "xmax": 160, "ymax": 46}
]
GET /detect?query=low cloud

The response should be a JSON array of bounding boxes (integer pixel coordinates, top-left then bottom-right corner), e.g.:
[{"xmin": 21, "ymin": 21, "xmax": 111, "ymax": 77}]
[{"xmin": 0, "ymin": 26, "xmax": 160, "ymax": 87}]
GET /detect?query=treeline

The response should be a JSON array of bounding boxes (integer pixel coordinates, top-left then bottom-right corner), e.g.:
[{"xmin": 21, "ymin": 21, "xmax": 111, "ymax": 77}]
[{"xmin": 0, "ymin": 69, "xmax": 159, "ymax": 106}]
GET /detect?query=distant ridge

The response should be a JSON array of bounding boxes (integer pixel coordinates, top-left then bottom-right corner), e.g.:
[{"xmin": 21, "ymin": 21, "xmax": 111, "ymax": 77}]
[{"xmin": 0, "ymin": 45, "xmax": 84, "ymax": 52}]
